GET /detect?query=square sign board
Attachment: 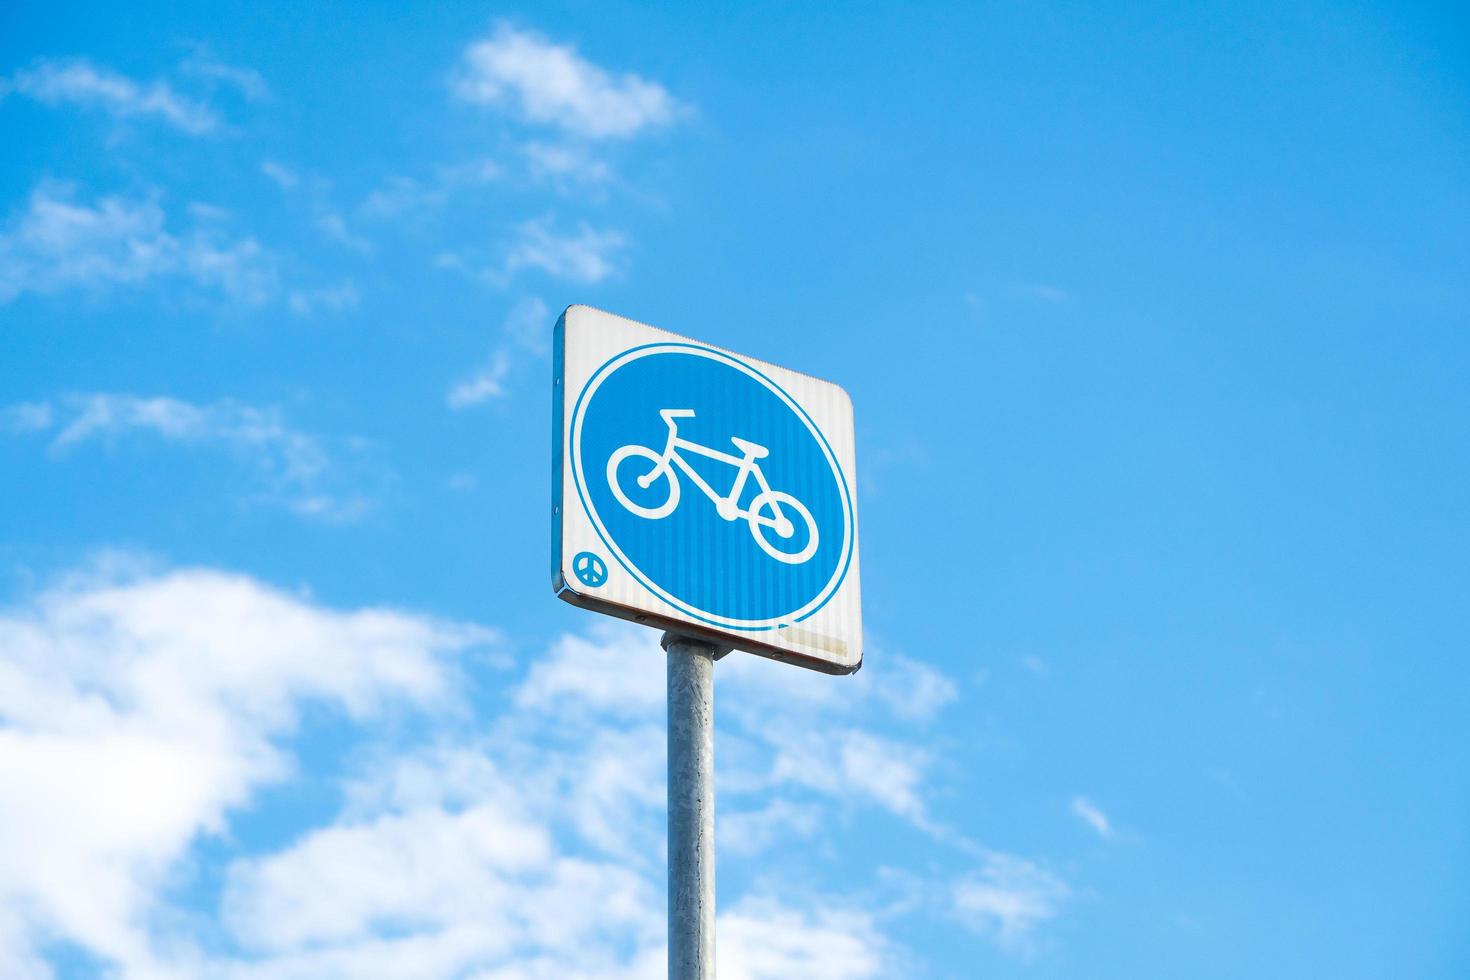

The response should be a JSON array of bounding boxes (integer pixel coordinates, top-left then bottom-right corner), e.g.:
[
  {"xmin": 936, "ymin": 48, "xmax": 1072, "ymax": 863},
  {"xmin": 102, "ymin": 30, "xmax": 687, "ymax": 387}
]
[{"xmin": 552, "ymin": 305, "xmax": 862, "ymax": 674}]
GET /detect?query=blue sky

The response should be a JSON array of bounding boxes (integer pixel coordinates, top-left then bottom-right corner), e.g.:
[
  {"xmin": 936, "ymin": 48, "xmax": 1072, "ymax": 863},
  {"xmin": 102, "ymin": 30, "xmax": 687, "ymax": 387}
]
[{"xmin": 2, "ymin": 2, "xmax": 1468, "ymax": 977}]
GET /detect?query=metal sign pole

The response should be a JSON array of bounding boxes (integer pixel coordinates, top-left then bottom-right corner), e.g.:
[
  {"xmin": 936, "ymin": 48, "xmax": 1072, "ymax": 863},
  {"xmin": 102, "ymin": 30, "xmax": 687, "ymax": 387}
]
[{"xmin": 663, "ymin": 632, "xmax": 719, "ymax": 979}]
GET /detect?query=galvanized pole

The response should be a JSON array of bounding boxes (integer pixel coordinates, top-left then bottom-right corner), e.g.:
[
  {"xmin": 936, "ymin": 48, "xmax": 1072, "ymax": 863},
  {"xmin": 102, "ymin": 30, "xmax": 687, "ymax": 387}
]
[{"xmin": 663, "ymin": 632, "xmax": 718, "ymax": 979}]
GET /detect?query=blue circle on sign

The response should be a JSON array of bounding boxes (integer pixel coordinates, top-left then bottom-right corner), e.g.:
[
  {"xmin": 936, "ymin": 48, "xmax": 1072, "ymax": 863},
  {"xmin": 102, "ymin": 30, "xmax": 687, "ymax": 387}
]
[{"xmin": 570, "ymin": 343, "xmax": 853, "ymax": 629}]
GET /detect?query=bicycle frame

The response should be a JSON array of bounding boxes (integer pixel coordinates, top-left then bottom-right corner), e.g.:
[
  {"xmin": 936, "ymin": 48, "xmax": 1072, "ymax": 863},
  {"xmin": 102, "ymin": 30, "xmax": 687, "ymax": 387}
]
[{"xmin": 646, "ymin": 411, "xmax": 785, "ymax": 528}]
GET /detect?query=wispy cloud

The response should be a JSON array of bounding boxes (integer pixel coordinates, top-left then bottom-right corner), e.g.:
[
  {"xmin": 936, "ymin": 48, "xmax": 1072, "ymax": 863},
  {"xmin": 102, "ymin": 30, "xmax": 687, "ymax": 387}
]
[
  {"xmin": 446, "ymin": 472, "xmax": 478, "ymax": 492},
  {"xmin": 1, "ymin": 401, "xmax": 54, "ymax": 433},
  {"xmin": 178, "ymin": 46, "xmax": 268, "ymax": 101},
  {"xmin": 520, "ymin": 625, "xmax": 960, "ymax": 843},
  {"xmin": 447, "ymin": 296, "xmax": 550, "ymax": 408},
  {"xmin": 439, "ymin": 157, "xmax": 505, "ymax": 186},
  {"xmin": 874, "ymin": 653, "xmax": 959, "ymax": 720},
  {"xmin": 719, "ymin": 898, "xmax": 891, "ymax": 979},
  {"xmin": 454, "ymin": 22, "xmax": 685, "ymax": 140},
  {"xmin": 8, "ymin": 393, "xmax": 371, "ymax": 521},
  {"xmin": 434, "ymin": 220, "xmax": 625, "ymax": 288},
  {"xmin": 359, "ymin": 160, "xmax": 501, "ymax": 221},
  {"xmin": 0, "ymin": 560, "xmax": 492, "ymax": 979},
  {"xmin": 952, "ymin": 854, "xmax": 1070, "ymax": 954},
  {"xmin": 499, "ymin": 293, "xmax": 552, "ymax": 355},
  {"xmin": 288, "ymin": 280, "xmax": 361, "ymax": 316},
  {"xmin": 1, "ymin": 57, "xmax": 220, "ymax": 133},
  {"xmin": 0, "ymin": 182, "xmax": 277, "ymax": 305},
  {"xmin": 257, "ymin": 162, "xmax": 375, "ymax": 254},
  {"xmin": 260, "ymin": 160, "xmax": 300, "ymax": 190},
  {"xmin": 314, "ymin": 211, "xmax": 372, "ymax": 253},
  {"xmin": 0, "ymin": 573, "xmax": 897, "ymax": 977},
  {"xmin": 503, "ymin": 217, "xmax": 624, "ymax": 283},
  {"xmin": 360, "ymin": 175, "xmax": 445, "ymax": 218},
  {"xmin": 770, "ymin": 727, "xmax": 931, "ymax": 824},
  {"xmin": 1071, "ymin": 795, "xmax": 1114, "ymax": 839},
  {"xmin": 219, "ymin": 621, "xmax": 914, "ymax": 976},
  {"xmin": 719, "ymin": 799, "xmax": 824, "ymax": 856},
  {"xmin": 0, "ymin": 560, "xmax": 1058, "ymax": 976},
  {"xmin": 1018, "ymin": 283, "xmax": 1071, "ymax": 304},
  {"xmin": 523, "ymin": 140, "xmax": 614, "ymax": 187},
  {"xmin": 447, "ymin": 350, "xmax": 513, "ymax": 408}
]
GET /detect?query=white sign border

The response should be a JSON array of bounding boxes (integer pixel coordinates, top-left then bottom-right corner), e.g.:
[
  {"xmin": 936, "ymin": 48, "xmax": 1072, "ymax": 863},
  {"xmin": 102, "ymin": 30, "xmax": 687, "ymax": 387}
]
[{"xmin": 552, "ymin": 305, "xmax": 864, "ymax": 675}]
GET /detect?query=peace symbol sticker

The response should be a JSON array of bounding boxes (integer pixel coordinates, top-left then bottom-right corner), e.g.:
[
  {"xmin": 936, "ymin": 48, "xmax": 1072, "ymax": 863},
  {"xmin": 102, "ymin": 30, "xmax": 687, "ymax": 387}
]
[{"xmin": 573, "ymin": 551, "xmax": 608, "ymax": 588}]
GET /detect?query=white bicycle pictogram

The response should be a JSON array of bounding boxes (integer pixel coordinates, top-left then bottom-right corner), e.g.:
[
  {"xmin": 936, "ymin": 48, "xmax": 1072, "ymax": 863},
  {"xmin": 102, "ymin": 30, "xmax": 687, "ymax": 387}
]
[{"xmin": 607, "ymin": 409, "xmax": 820, "ymax": 565}]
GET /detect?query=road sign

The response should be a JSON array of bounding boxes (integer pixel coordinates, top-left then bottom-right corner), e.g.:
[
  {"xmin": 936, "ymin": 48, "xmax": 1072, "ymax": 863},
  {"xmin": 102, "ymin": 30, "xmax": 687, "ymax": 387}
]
[{"xmin": 552, "ymin": 305, "xmax": 862, "ymax": 673}]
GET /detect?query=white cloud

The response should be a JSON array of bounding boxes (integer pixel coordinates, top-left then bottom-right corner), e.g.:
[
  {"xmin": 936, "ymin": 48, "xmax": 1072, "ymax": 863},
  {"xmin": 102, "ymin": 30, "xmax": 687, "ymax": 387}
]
[
  {"xmin": 447, "ymin": 351, "xmax": 512, "ymax": 407},
  {"xmin": 1071, "ymin": 795, "xmax": 1113, "ymax": 839},
  {"xmin": 221, "ymin": 789, "xmax": 661, "ymax": 978},
  {"xmin": 0, "ymin": 183, "xmax": 277, "ymax": 305},
  {"xmin": 315, "ymin": 212, "xmax": 372, "ymax": 253},
  {"xmin": 0, "ymin": 564, "xmax": 1057, "ymax": 977},
  {"xmin": 6, "ymin": 393, "xmax": 371, "ymax": 521},
  {"xmin": 2, "ymin": 57, "xmax": 219, "ymax": 133},
  {"xmin": 438, "ymin": 157, "xmax": 504, "ymax": 186},
  {"xmin": 952, "ymin": 854, "xmax": 1069, "ymax": 953},
  {"xmin": 771, "ymin": 728, "xmax": 931, "ymax": 824},
  {"xmin": 360, "ymin": 175, "xmax": 445, "ymax": 218},
  {"xmin": 199, "ymin": 615, "xmax": 902, "ymax": 977},
  {"xmin": 716, "ymin": 643, "xmax": 955, "ymax": 727},
  {"xmin": 719, "ymin": 898, "xmax": 889, "ymax": 980},
  {"xmin": 179, "ymin": 47, "xmax": 268, "ymax": 101},
  {"xmin": 359, "ymin": 160, "xmax": 501, "ymax": 221},
  {"xmin": 513, "ymin": 623, "xmax": 663, "ymax": 717},
  {"xmin": 221, "ymin": 815, "xmax": 889, "ymax": 980},
  {"xmin": 447, "ymin": 472, "xmax": 478, "ymax": 492},
  {"xmin": 1019, "ymin": 283, "xmax": 1071, "ymax": 304},
  {"xmin": 188, "ymin": 200, "xmax": 233, "ymax": 222},
  {"xmin": 216, "ymin": 747, "xmax": 887, "ymax": 979},
  {"xmin": 720, "ymin": 799, "xmax": 823, "ymax": 856},
  {"xmin": 1, "ymin": 402, "xmax": 53, "ymax": 433},
  {"xmin": 522, "ymin": 140, "xmax": 614, "ymax": 186},
  {"xmin": 47, "ymin": 393, "xmax": 318, "ymax": 469},
  {"xmin": 454, "ymin": 23, "xmax": 683, "ymax": 140},
  {"xmin": 0, "ymin": 560, "xmax": 491, "ymax": 977},
  {"xmin": 503, "ymin": 217, "xmax": 624, "ymax": 283},
  {"xmin": 502, "ymin": 294, "xmax": 552, "ymax": 354},
  {"xmin": 447, "ymin": 296, "xmax": 551, "ymax": 408},
  {"xmin": 514, "ymin": 624, "xmax": 949, "ymax": 836},
  {"xmin": 260, "ymin": 160, "xmax": 300, "ymax": 190},
  {"xmin": 288, "ymin": 280, "xmax": 361, "ymax": 316},
  {"xmin": 257, "ymin": 165, "xmax": 374, "ymax": 254},
  {"xmin": 872, "ymin": 653, "xmax": 959, "ymax": 721}
]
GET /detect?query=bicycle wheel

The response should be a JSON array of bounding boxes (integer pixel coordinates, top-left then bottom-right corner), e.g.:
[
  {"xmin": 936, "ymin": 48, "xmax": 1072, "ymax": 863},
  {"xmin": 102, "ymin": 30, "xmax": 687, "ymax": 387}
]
[
  {"xmin": 748, "ymin": 490, "xmax": 819, "ymax": 564},
  {"xmin": 607, "ymin": 445, "xmax": 679, "ymax": 519}
]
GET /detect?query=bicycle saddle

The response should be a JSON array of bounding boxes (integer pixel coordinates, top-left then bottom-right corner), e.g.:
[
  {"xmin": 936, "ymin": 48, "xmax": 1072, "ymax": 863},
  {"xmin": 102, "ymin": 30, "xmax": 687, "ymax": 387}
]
[{"xmin": 729, "ymin": 437, "xmax": 770, "ymax": 459}]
